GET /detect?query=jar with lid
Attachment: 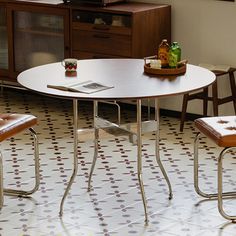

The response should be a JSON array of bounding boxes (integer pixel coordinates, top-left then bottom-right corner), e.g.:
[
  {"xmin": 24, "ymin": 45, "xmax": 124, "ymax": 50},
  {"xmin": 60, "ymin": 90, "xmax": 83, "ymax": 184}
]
[
  {"xmin": 157, "ymin": 39, "xmax": 170, "ymax": 68},
  {"xmin": 169, "ymin": 42, "xmax": 181, "ymax": 68}
]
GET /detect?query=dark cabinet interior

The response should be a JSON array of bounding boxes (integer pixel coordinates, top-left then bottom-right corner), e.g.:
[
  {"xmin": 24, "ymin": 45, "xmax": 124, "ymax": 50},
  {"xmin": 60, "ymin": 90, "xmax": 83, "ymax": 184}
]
[{"xmin": 0, "ymin": 5, "xmax": 8, "ymax": 75}]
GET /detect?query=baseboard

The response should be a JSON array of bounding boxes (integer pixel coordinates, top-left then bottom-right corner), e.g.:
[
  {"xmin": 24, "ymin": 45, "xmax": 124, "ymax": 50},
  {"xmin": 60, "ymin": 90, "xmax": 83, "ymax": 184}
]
[
  {"xmin": 118, "ymin": 102, "xmax": 203, "ymax": 121},
  {"xmin": 160, "ymin": 108, "xmax": 203, "ymax": 121}
]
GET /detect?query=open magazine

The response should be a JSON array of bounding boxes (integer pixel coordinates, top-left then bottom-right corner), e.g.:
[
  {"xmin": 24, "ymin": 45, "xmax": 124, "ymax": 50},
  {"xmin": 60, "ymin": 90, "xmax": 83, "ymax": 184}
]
[{"xmin": 47, "ymin": 80, "xmax": 114, "ymax": 94}]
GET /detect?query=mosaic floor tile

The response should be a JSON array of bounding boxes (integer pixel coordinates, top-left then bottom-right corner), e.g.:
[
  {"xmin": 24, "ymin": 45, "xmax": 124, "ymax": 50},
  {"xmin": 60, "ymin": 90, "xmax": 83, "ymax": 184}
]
[
  {"xmin": 1, "ymin": 89, "xmax": 236, "ymax": 236},
  {"xmin": 161, "ymin": 221, "xmax": 206, "ymax": 236}
]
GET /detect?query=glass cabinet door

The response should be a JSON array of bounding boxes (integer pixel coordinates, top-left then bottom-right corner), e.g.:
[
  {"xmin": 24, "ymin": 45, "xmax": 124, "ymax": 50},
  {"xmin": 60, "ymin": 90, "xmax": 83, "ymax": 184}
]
[
  {"xmin": 0, "ymin": 7, "xmax": 8, "ymax": 71},
  {"xmin": 13, "ymin": 10, "xmax": 66, "ymax": 72}
]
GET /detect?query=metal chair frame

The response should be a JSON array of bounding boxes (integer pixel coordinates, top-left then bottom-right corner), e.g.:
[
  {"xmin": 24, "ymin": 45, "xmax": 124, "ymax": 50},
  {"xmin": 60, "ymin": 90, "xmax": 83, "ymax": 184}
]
[
  {"xmin": 0, "ymin": 127, "xmax": 40, "ymax": 208},
  {"xmin": 194, "ymin": 132, "xmax": 236, "ymax": 222}
]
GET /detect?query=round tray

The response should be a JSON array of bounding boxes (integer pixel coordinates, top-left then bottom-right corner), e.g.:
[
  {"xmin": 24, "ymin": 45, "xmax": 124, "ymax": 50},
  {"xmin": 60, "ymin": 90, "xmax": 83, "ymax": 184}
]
[{"xmin": 144, "ymin": 63, "xmax": 186, "ymax": 76}]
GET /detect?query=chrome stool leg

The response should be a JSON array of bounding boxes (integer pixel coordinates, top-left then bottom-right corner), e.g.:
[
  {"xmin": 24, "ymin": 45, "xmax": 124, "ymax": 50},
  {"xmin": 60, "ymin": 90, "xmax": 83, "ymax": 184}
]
[
  {"xmin": 3, "ymin": 127, "xmax": 40, "ymax": 196},
  {"xmin": 0, "ymin": 151, "xmax": 3, "ymax": 208},
  {"xmin": 193, "ymin": 132, "xmax": 211, "ymax": 198},
  {"xmin": 194, "ymin": 133, "xmax": 236, "ymax": 199},
  {"xmin": 194, "ymin": 132, "xmax": 236, "ymax": 222},
  {"xmin": 218, "ymin": 147, "xmax": 236, "ymax": 222},
  {"xmin": 194, "ymin": 132, "xmax": 219, "ymax": 198}
]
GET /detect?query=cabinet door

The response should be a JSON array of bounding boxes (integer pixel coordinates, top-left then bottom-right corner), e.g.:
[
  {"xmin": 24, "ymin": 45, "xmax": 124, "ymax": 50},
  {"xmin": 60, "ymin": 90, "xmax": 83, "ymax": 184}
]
[
  {"xmin": 0, "ymin": 5, "xmax": 8, "ymax": 75},
  {"xmin": 8, "ymin": 5, "xmax": 70, "ymax": 77}
]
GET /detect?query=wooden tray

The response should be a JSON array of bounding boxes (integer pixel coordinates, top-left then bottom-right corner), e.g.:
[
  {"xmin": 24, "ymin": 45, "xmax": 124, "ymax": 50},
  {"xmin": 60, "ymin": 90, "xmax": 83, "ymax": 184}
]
[{"xmin": 144, "ymin": 56, "xmax": 187, "ymax": 76}]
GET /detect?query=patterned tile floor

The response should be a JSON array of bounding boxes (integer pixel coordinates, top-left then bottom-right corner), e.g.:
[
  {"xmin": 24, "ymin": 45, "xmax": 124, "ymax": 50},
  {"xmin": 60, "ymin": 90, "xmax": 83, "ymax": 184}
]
[{"xmin": 1, "ymin": 88, "xmax": 236, "ymax": 236}]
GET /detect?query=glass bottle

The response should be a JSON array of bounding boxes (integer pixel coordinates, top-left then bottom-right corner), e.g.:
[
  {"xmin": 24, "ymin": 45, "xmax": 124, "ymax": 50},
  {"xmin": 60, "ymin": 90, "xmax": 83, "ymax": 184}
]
[
  {"xmin": 158, "ymin": 39, "xmax": 170, "ymax": 68},
  {"xmin": 169, "ymin": 42, "xmax": 181, "ymax": 68}
]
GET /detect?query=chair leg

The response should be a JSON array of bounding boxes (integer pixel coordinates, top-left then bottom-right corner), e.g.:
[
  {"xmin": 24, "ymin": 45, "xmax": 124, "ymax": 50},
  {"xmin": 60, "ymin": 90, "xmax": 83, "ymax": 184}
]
[
  {"xmin": 218, "ymin": 147, "xmax": 236, "ymax": 222},
  {"xmin": 193, "ymin": 132, "xmax": 211, "ymax": 198},
  {"xmin": 229, "ymin": 71, "xmax": 236, "ymax": 114},
  {"xmin": 3, "ymin": 127, "xmax": 40, "ymax": 196},
  {"xmin": 194, "ymin": 133, "xmax": 236, "ymax": 199},
  {"xmin": 212, "ymin": 81, "xmax": 219, "ymax": 116},
  {"xmin": 194, "ymin": 134, "xmax": 236, "ymax": 221},
  {"xmin": 0, "ymin": 151, "xmax": 3, "ymax": 208},
  {"xmin": 180, "ymin": 93, "xmax": 189, "ymax": 132},
  {"xmin": 203, "ymin": 88, "xmax": 208, "ymax": 116}
]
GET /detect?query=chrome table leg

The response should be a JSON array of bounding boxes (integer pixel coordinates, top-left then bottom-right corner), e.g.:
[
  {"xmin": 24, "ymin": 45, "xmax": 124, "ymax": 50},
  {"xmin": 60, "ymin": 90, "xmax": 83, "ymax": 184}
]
[
  {"xmin": 137, "ymin": 99, "xmax": 148, "ymax": 224},
  {"xmin": 59, "ymin": 99, "xmax": 79, "ymax": 217},
  {"xmin": 88, "ymin": 101, "xmax": 99, "ymax": 191},
  {"xmin": 154, "ymin": 98, "xmax": 172, "ymax": 199}
]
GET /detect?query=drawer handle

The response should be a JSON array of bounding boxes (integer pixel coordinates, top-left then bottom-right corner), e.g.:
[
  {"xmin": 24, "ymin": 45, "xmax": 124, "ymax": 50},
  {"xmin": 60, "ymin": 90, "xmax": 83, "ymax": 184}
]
[
  {"xmin": 93, "ymin": 26, "xmax": 110, "ymax": 31},
  {"xmin": 93, "ymin": 34, "xmax": 111, "ymax": 39}
]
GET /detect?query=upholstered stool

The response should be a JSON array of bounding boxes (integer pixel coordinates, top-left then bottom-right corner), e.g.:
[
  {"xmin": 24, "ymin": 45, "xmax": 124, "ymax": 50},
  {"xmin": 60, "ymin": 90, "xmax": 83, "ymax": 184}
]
[
  {"xmin": 0, "ymin": 114, "xmax": 40, "ymax": 208},
  {"xmin": 180, "ymin": 68, "xmax": 236, "ymax": 132},
  {"xmin": 194, "ymin": 116, "xmax": 236, "ymax": 222}
]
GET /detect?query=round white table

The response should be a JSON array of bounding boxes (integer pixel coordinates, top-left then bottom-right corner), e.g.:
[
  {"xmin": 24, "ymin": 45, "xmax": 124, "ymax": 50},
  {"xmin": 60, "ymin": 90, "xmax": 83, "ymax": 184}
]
[{"xmin": 18, "ymin": 59, "xmax": 216, "ymax": 224}]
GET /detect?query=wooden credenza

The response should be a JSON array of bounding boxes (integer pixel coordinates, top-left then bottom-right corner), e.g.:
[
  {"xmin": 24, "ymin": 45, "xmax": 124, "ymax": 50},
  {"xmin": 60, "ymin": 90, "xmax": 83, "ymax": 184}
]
[
  {"xmin": 71, "ymin": 2, "xmax": 171, "ymax": 59},
  {"xmin": 0, "ymin": 0, "xmax": 171, "ymax": 84}
]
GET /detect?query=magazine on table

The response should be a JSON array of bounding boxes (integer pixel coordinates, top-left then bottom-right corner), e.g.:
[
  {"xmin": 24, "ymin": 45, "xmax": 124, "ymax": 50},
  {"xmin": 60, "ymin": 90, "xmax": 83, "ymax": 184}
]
[{"xmin": 47, "ymin": 80, "xmax": 114, "ymax": 94}]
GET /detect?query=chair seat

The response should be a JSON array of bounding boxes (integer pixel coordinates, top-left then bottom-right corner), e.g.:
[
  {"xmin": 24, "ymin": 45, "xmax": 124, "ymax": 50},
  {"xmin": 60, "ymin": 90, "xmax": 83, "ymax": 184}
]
[
  {"xmin": 0, "ymin": 114, "xmax": 37, "ymax": 142},
  {"xmin": 195, "ymin": 116, "xmax": 236, "ymax": 147}
]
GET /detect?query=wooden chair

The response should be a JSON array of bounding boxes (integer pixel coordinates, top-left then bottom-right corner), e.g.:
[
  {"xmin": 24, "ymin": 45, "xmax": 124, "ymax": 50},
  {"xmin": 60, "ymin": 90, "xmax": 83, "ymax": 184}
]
[
  {"xmin": 194, "ymin": 116, "xmax": 236, "ymax": 222},
  {"xmin": 0, "ymin": 114, "xmax": 40, "ymax": 208},
  {"xmin": 180, "ymin": 68, "xmax": 236, "ymax": 132}
]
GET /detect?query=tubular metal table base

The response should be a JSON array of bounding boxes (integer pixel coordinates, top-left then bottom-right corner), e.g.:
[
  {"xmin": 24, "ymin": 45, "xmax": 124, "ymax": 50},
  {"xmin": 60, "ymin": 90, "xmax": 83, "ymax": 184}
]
[{"xmin": 59, "ymin": 98, "xmax": 173, "ymax": 224}]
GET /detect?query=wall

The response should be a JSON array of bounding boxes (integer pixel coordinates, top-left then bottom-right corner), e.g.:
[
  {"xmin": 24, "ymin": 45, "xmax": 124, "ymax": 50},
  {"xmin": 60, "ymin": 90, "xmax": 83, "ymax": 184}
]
[{"xmin": 131, "ymin": 0, "xmax": 236, "ymax": 115}]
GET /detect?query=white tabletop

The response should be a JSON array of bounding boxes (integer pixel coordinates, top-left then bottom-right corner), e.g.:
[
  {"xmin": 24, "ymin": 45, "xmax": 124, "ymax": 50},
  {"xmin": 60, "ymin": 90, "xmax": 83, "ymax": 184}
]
[{"xmin": 17, "ymin": 59, "xmax": 216, "ymax": 101}]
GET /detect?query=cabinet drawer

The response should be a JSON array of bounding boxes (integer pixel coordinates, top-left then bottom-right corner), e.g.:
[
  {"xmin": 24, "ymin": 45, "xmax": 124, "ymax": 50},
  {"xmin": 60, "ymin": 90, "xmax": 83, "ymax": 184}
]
[
  {"xmin": 72, "ymin": 30, "xmax": 131, "ymax": 57},
  {"xmin": 72, "ymin": 22, "xmax": 131, "ymax": 36}
]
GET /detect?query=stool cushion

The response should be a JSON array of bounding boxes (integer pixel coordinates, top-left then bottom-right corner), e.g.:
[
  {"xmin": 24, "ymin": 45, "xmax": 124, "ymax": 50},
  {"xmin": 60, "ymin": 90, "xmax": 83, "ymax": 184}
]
[
  {"xmin": 195, "ymin": 116, "xmax": 236, "ymax": 147},
  {"xmin": 0, "ymin": 114, "xmax": 37, "ymax": 142}
]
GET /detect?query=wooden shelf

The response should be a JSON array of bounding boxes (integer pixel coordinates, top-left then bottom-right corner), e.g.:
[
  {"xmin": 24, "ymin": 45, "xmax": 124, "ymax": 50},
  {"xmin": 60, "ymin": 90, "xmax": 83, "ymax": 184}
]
[{"xmin": 16, "ymin": 27, "xmax": 64, "ymax": 37}]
